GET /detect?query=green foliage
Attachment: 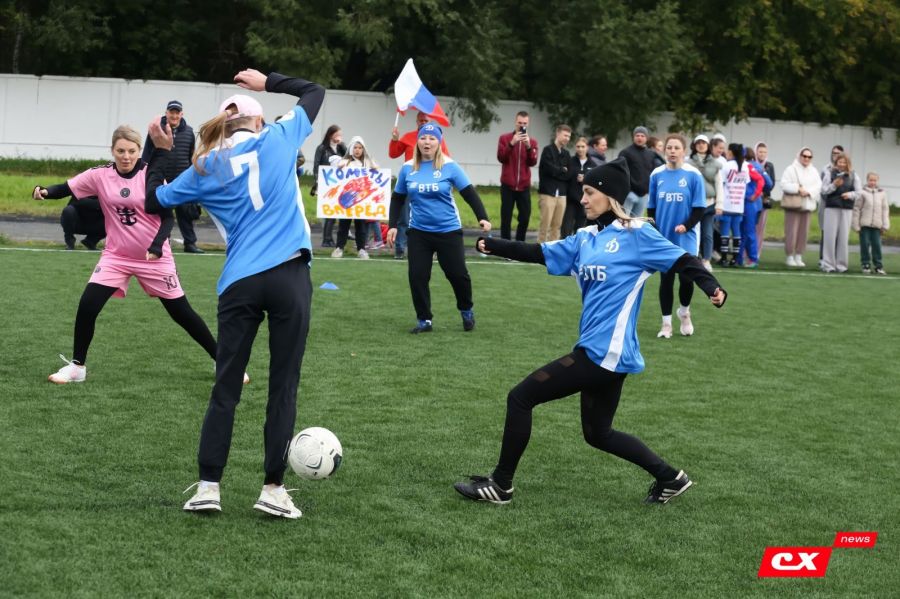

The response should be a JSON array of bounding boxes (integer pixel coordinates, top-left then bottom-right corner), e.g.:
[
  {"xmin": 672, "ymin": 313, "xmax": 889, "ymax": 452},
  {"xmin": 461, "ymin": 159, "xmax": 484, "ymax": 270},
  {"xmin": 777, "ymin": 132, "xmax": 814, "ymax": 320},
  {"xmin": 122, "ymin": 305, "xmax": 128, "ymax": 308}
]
[{"xmin": 1, "ymin": 1, "xmax": 898, "ymax": 134}]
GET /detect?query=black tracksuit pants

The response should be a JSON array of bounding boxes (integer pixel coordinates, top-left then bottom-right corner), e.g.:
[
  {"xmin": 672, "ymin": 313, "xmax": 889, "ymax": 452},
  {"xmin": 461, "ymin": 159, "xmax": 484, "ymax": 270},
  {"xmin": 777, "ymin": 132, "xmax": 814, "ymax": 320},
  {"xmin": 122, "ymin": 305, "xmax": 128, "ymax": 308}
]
[
  {"xmin": 492, "ymin": 348, "xmax": 677, "ymax": 489},
  {"xmin": 406, "ymin": 228, "xmax": 472, "ymax": 321},
  {"xmin": 499, "ymin": 185, "xmax": 531, "ymax": 241},
  {"xmin": 198, "ymin": 255, "xmax": 312, "ymax": 485}
]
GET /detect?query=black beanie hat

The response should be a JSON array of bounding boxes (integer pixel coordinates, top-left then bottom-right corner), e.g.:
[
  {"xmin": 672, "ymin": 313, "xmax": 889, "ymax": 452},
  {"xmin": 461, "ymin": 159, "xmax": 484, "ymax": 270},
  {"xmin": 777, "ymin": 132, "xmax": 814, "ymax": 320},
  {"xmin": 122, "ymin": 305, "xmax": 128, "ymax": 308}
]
[{"xmin": 582, "ymin": 157, "xmax": 630, "ymax": 205}]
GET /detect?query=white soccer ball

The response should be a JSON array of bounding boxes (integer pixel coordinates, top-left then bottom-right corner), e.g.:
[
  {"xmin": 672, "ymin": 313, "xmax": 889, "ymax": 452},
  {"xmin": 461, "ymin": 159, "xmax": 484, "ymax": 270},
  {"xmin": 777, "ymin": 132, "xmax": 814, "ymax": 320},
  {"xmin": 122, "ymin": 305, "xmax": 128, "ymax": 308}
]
[{"xmin": 288, "ymin": 427, "xmax": 343, "ymax": 480}]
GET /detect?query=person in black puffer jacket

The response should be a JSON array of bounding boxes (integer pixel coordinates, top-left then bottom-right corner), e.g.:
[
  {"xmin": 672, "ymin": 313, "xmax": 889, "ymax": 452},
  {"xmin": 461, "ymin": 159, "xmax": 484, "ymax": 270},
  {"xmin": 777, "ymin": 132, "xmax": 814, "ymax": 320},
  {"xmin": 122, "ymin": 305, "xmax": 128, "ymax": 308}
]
[{"xmin": 142, "ymin": 100, "xmax": 202, "ymax": 253}]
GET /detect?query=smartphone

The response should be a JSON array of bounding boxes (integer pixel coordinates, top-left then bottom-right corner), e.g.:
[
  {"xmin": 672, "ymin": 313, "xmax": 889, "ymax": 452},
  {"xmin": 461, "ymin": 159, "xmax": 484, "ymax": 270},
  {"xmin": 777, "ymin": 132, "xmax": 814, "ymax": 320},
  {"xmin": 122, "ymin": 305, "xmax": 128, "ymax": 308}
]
[{"xmin": 519, "ymin": 126, "xmax": 527, "ymax": 134}]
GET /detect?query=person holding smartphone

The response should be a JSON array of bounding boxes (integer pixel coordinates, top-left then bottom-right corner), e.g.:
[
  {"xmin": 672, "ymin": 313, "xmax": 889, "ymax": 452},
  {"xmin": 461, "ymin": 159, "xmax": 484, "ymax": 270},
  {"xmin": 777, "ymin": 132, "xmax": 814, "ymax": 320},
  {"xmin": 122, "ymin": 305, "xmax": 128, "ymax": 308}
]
[{"xmin": 497, "ymin": 111, "xmax": 539, "ymax": 241}]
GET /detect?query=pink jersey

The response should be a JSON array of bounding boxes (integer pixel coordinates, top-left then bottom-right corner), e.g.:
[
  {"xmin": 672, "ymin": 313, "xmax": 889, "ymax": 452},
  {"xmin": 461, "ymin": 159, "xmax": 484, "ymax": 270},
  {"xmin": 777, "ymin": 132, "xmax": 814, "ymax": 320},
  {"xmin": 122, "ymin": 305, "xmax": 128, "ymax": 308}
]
[{"xmin": 68, "ymin": 163, "xmax": 173, "ymax": 262}]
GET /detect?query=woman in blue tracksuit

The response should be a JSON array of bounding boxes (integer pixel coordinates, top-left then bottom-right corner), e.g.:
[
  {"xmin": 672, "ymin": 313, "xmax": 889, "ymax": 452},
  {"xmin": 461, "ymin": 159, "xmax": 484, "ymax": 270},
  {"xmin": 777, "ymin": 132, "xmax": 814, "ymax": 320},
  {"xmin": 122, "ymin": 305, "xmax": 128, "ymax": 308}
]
[
  {"xmin": 454, "ymin": 157, "xmax": 727, "ymax": 506},
  {"xmin": 386, "ymin": 124, "xmax": 492, "ymax": 333},
  {"xmin": 647, "ymin": 134, "xmax": 707, "ymax": 339}
]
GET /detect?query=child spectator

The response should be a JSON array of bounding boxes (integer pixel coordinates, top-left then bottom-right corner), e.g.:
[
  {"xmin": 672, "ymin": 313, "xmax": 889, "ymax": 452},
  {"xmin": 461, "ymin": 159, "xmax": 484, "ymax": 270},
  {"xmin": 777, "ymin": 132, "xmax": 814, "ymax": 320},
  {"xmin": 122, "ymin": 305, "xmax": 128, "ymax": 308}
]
[{"xmin": 853, "ymin": 172, "xmax": 890, "ymax": 275}]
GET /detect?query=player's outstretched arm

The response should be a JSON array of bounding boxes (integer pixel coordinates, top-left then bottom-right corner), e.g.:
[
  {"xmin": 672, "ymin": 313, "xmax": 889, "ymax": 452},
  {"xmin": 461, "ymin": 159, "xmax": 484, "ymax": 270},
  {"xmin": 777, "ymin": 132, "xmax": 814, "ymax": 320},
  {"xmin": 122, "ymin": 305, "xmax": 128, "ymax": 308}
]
[
  {"xmin": 262, "ymin": 72, "xmax": 326, "ymax": 123},
  {"xmin": 668, "ymin": 253, "xmax": 728, "ymax": 307},
  {"xmin": 32, "ymin": 183, "xmax": 72, "ymax": 200},
  {"xmin": 478, "ymin": 236, "xmax": 545, "ymax": 264}
]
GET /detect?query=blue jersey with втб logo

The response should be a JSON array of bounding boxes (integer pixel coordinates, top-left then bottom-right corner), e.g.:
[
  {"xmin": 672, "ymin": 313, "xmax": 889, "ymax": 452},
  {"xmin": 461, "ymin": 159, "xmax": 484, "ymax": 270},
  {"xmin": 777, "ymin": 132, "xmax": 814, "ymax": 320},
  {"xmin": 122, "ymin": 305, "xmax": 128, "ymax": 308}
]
[{"xmin": 394, "ymin": 159, "xmax": 471, "ymax": 233}]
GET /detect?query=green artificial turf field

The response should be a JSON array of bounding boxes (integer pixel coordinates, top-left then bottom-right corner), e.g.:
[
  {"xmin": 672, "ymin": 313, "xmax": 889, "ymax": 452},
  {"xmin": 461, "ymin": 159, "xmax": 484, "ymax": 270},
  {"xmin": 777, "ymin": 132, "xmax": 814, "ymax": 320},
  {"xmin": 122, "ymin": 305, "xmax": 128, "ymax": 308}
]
[{"xmin": 1, "ymin": 247, "xmax": 897, "ymax": 597}]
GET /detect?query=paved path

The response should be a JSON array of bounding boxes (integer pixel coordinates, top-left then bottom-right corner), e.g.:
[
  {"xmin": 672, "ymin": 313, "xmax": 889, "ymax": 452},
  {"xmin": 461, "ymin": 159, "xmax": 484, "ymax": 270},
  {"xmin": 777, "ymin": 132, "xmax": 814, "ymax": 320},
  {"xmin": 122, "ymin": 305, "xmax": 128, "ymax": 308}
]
[{"xmin": 2, "ymin": 216, "xmax": 897, "ymax": 254}]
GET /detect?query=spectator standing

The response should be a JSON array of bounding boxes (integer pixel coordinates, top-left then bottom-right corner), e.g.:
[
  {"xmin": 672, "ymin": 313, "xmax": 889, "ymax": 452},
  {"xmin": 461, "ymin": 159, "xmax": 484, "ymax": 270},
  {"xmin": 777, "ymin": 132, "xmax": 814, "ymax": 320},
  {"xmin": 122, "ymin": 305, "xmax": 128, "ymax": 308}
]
[
  {"xmin": 740, "ymin": 147, "xmax": 772, "ymax": 268},
  {"xmin": 820, "ymin": 152, "xmax": 862, "ymax": 273},
  {"xmin": 537, "ymin": 125, "xmax": 572, "ymax": 242},
  {"xmin": 497, "ymin": 111, "xmax": 539, "ymax": 241},
  {"xmin": 718, "ymin": 143, "xmax": 763, "ymax": 267},
  {"xmin": 780, "ymin": 147, "xmax": 821, "ymax": 267},
  {"xmin": 710, "ymin": 134, "xmax": 728, "ymax": 168},
  {"xmin": 818, "ymin": 145, "xmax": 845, "ymax": 266},
  {"xmin": 561, "ymin": 136, "xmax": 593, "ymax": 237},
  {"xmin": 619, "ymin": 126, "xmax": 655, "ymax": 217},
  {"xmin": 687, "ymin": 134, "xmax": 723, "ymax": 271},
  {"xmin": 853, "ymin": 172, "xmax": 890, "ymax": 274},
  {"xmin": 753, "ymin": 142, "xmax": 776, "ymax": 257},
  {"xmin": 331, "ymin": 136, "xmax": 378, "ymax": 260},
  {"xmin": 647, "ymin": 136, "xmax": 665, "ymax": 170},
  {"xmin": 142, "ymin": 100, "xmax": 202, "ymax": 253},
  {"xmin": 60, "ymin": 195, "xmax": 105, "ymax": 250},
  {"xmin": 587, "ymin": 135, "xmax": 608, "ymax": 166},
  {"xmin": 313, "ymin": 125, "xmax": 347, "ymax": 247}
]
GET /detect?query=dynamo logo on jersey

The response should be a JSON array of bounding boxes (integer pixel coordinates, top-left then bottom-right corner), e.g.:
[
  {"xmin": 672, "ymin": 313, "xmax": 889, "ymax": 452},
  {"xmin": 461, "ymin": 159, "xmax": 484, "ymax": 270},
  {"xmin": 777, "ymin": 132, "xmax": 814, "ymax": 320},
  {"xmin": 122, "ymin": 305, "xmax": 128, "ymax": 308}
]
[
  {"xmin": 605, "ymin": 238, "xmax": 619, "ymax": 253},
  {"xmin": 678, "ymin": 177, "xmax": 687, "ymax": 187}
]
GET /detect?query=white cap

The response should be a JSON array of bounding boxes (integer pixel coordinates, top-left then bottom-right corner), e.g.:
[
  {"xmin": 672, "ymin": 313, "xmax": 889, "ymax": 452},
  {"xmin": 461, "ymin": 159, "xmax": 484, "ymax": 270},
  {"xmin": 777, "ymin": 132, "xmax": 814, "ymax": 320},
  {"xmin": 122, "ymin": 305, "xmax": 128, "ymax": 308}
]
[
  {"xmin": 711, "ymin": 133, "xmax": 727, "ymax": 143},
  {"xmin": 693, "ymin": 134, "xmax": 710, "ymax": 144}
]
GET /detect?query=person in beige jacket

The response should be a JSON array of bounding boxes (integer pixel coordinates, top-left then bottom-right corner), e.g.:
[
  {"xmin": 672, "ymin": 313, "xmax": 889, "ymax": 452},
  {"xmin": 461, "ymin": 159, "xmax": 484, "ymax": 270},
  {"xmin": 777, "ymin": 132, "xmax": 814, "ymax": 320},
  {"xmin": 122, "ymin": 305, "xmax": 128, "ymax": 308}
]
[
  {"xmin": 780, "ymin": 147, "xmax": 822, "ymax": 267},
  {"xmin": 852, "ymin": 172, "xmax": 890, "ymax": 274}
]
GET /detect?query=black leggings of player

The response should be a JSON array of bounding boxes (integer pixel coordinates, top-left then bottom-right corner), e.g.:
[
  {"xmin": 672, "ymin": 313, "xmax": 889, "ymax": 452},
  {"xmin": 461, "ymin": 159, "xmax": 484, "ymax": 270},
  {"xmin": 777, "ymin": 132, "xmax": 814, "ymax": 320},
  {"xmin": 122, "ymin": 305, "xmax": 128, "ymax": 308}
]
[
  {"xmin": 658, "ymin": 270, "xmax": 695, "ymax": 317},
  {"xmin": 499, "ymin": 185, "xmax": 531, "ymax": 241},
  {"xmin": 197, "ymin": 256, "xmax": 312, "ymax": 485},
  {"xmin": 492, "ymin": 348, "xmax": 678, "ymax": 490},
  {"xmin": 71, "ymin": 282, "xmax": 217, "ymax": 365},
  {"xmin": 406, "ymin": 228, "xmax": 472, "ymax": 321}
]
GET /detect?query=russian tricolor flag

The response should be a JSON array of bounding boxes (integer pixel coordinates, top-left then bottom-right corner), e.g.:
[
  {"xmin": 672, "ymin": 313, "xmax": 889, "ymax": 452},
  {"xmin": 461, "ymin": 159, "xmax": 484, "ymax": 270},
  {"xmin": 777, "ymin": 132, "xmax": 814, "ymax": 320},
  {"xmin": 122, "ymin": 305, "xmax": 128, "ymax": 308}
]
[{"xmin": 393, "ymin": 58, "xmax": 450, "ymax": 127}]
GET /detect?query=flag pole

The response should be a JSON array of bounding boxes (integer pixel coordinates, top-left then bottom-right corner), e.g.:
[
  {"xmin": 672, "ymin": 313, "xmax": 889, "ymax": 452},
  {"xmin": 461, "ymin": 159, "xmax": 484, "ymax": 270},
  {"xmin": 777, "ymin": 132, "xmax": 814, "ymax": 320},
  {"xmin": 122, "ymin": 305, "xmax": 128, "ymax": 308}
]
[{"xmin": 393, "ymin": 111, "xmax": 400, "ymax": 127}]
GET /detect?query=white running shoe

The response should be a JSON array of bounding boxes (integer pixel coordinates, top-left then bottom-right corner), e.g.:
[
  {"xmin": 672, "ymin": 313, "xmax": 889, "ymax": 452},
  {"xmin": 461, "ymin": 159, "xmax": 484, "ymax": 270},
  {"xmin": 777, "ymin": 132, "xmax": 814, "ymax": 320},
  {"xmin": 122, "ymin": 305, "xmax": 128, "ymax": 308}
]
[
  {"xmin": 357, "ymin": 249, "xmax": 369, "ymax": 260},
  {"xmin": 785, "ymin": 255, "xmax": 797, "ymax": 267},
  {"xmin": 48, "ymin": 354, "xmax": 86, "ymax": 384},
  {"xmin": 677, "ymin": 307, "xmax": 694, "ymax": 336},
  {"xmin": 183, "ymin": 482, "xmax": 221, "ymax": 512},
  {"xmin": 243, "ymin": 372, "xmax": 250, "ymax": 385},
  {"xmin": 657, "ymin": 322, "xmax": 673, "ymax": 339},
  {"xmin": 794, "ymin": 254, "xmax": 806, "ymax": 267},
  {"xmin": 253, "ymin": 486, "xmax": 302, "ymax": 519},
  {"xmin": 330, "ymin": 247, "xmax": 343, "ymax": 258},
  {"xmin": 701, "ymin": 259, "xmax": 713, "ymax": 273}
]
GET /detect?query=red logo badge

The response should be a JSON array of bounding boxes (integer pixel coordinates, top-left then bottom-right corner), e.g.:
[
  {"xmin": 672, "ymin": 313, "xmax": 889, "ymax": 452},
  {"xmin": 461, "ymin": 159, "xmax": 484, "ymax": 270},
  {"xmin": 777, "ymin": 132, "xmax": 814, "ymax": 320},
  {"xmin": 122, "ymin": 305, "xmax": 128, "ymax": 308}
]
[
  {"xmin": 833, "ymin": 532, "xmax": 878, "ymax": 548},
  {"xmin": 758, "ymin": 547, "xmax": 833, "ymax": 578}
]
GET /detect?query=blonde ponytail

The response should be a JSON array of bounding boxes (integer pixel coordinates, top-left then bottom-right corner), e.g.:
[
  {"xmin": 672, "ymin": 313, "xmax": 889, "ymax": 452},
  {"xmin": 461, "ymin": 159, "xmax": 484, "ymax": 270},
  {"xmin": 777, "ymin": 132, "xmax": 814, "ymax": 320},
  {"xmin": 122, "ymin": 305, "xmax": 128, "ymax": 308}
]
[{"xmin": 193, "ymin": 112, "xmax": 230, "ymax": 175}]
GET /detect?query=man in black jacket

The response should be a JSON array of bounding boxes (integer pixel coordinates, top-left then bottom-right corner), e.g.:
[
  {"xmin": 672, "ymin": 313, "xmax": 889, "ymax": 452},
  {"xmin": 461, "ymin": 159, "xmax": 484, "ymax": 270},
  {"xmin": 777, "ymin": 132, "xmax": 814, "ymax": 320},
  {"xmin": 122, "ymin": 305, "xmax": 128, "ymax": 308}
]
[
  {"xmin": 142, "ymin": 100, "xmax": 203, "ymax": 253},
  {"xmin": 618, "ymin": 126, "xmax": 656, "ymax": 217},
  {"xmin": 537, "ymin": 124, "xmax": 572, "ymax": 242}
]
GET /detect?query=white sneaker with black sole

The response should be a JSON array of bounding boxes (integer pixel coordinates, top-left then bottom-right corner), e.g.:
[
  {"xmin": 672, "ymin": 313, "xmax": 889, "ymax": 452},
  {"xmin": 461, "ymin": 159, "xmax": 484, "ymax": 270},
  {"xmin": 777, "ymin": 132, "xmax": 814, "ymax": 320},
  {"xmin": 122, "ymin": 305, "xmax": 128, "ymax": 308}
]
[
  {"xmin": 183, "ymin": 482, "xmax": 221, "ymax": 512},
  {"xmin": 644, "ymin": 470, "xmax": 692, "ymax": 504},
  {"xmin": 254, "ymin": 486, "xmax": 302, "ymax": 519}
]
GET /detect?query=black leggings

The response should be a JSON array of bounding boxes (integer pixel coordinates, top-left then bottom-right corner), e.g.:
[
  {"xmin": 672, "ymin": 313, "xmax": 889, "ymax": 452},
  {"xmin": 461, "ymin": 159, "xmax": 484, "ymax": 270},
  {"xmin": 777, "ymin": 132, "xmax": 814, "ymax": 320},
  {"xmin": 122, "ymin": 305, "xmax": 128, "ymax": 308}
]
[
  {"xmin": 72, "ymin": 283, "xmax": 217, "ymax": 364},
  {"xmin": 492, "ymin": 348, "xmax": 677, "ymax": 489},
  {"xmin": 406, "ymin": 228, "xmax": 472, "ymax": 321},
  {"xmin": 658, "ymin": 270, "xmax": 695, "ymax": 317}
]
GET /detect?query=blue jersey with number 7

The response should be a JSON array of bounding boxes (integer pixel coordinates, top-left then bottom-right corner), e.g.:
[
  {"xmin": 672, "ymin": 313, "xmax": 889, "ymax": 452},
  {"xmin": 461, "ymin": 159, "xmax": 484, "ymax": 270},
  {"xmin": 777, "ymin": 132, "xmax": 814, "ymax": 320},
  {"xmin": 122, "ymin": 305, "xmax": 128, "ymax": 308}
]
[{"xmin": 156, "ymin": 105, "xmax": 314, "ymax": 295}]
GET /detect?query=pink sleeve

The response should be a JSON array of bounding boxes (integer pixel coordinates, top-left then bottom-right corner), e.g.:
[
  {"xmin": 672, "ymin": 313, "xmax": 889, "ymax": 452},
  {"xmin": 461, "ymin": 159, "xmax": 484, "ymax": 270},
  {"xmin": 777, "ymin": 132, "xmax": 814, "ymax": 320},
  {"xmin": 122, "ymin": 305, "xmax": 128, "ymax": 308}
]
[{"xmin": 67, "ymin": 169, "xmax": 98, "ymax": 200}]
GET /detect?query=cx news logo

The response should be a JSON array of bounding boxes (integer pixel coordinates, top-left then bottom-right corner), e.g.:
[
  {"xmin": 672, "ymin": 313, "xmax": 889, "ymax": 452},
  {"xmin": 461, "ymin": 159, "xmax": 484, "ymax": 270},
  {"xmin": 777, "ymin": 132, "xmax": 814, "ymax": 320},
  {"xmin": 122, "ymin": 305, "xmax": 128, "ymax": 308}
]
[{"xmin": 758, "ymin": 532, "xmax": 878, "ymax": 578}]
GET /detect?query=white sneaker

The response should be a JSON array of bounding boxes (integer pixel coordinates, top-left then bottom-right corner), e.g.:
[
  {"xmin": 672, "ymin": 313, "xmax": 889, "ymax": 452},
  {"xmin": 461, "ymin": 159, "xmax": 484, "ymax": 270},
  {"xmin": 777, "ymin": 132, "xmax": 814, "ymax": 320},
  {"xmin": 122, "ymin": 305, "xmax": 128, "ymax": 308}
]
[
  {"xmin": 677, "ymin": 307, "xmax": 694, "ymax": 336},
  {"xmin": 701, "ymin": 259, "xmax": 713, "ymax": 273},
  {"xmin": 785, "ymin": 255, "xmax": 797, "ymax": 267},
  {"xmin": 243, "ymin": 372, "xmax": 250, "ymax": 385},
  {"xmin": 254, "ymin": 486, "xmax": 302, "ymax": 519},
  {"xmin": 657, "ymin": 322, "xmax": 673, "ymax": 339},
  {"xmin": 48, "ymin": 354, "xmax": 86, "ymax": 384},
  {"xmin": 357, "ymin": 249, "xmax": 369, "ymax": 260},
  {"xmin": 794, "ymin": 255, "xmax": 806, "ymax": 267},
  {"xmin": 183, "ymin": 482, "xmax": 221, "ymax": 512},
  {"xmin": 330, "ymin": 247, "xmax": 343, "ymax": 258}
]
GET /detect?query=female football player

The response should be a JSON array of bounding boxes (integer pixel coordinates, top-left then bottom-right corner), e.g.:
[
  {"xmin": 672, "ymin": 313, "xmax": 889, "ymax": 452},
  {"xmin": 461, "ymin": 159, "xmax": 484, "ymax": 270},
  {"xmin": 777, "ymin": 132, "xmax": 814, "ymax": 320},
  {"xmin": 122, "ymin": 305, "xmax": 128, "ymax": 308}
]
[
  {"xmin": 454, "ymin": 157, "xmax": 727, "ymax": 505},
  {"xmin": 33, "ymin": 126, "xmax": 219, "ymax": 384},
  {"xmin": 145, "ymin": 68, "xmax": 325, "ymax": 519},
  {"xmin": 647, "ymin": 134, "xmax": 708, "ymax": 338},
  {"xmin": 385, "ymin": 124, "xmax": 491, "ymax": 333}
]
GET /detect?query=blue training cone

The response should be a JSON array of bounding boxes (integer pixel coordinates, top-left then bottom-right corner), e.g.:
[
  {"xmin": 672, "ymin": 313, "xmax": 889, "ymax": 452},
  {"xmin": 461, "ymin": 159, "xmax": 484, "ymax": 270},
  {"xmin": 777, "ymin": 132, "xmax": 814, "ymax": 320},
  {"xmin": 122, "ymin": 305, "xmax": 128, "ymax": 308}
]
[{"xmin": 319, "ymin": 281, "xmax": 339, "ymax": 290}]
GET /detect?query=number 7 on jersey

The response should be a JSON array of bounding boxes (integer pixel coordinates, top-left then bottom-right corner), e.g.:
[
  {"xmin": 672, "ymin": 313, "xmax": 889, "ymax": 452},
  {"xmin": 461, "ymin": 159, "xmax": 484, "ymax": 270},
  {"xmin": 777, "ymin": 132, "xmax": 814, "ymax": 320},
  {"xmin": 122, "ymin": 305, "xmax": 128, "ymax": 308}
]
[{"xmin": 230, "ymin": 151, "xmax": 264, "ymax": 210}]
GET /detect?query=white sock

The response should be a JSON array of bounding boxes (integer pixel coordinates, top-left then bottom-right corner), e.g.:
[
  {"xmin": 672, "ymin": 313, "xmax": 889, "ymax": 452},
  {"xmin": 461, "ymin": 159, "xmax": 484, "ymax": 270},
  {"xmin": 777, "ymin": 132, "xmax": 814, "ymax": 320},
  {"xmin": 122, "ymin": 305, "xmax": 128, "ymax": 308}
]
[
  {"xmin": 662, "ymin": 315, "xmax": 672, "ymax": 326},
  {"xmin": 677, "ymin": 305, "xmax": 690, "ymax": 316},
  {"xmin": 199, "ymin": 480, "xmax": 219, "ymax": 491},
  {"xmin": 263, "ymin": 483, "xmax": 284, "ymax": 492}
]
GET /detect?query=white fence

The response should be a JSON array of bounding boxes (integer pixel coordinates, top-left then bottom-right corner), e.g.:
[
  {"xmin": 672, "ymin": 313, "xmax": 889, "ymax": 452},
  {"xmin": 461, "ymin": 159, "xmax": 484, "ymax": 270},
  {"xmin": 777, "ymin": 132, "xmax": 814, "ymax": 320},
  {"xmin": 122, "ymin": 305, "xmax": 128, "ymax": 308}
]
[{"xmin": 1, "ymin": 74, "xmax": 897, "ymax": 203}]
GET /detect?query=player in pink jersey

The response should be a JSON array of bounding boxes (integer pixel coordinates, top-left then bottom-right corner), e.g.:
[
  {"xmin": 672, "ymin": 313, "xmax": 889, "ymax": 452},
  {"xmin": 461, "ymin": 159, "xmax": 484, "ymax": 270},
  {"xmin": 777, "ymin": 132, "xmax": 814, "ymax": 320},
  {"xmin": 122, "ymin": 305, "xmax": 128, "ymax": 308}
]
[{"xmin": 33, "ymin": 125, "xmax": 233, "ymax": 385}]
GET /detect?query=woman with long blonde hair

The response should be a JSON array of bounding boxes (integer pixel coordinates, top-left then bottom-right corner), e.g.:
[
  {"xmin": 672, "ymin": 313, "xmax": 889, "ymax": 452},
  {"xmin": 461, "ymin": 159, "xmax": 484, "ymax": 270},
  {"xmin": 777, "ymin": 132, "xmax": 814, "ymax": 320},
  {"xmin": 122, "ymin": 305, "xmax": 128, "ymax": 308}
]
[
  {"xmin": 454, "ymin": 157, "xmax": 727, "ymax": 506},
  {"xmin": 144, "ymin": 68, "xmax": 325, "ymax": 520}
]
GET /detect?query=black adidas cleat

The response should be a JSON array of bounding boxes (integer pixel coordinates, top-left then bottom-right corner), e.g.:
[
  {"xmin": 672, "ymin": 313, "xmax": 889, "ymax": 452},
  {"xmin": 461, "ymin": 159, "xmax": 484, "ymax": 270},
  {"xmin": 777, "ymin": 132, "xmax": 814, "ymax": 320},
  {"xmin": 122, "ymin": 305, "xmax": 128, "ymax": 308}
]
[
  {"xmin": 454, "ymin": 475, "xmax": 513, "ymax": 504},
  {"xmin": 644, "ymin": 470, "xmax": 692, "ymax": 505}
]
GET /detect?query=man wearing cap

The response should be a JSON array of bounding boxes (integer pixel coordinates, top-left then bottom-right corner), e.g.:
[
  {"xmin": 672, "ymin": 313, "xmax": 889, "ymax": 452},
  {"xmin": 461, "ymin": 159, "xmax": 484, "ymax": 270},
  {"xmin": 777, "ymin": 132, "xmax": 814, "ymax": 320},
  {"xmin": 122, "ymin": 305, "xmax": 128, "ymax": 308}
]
[
  {"xmin": 618, "ymin": 126, "xmax": 656, "ymax": 217},
  {"xmin": 142, "ymin": 100, "xmax": 202, "ymax": 253}
]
